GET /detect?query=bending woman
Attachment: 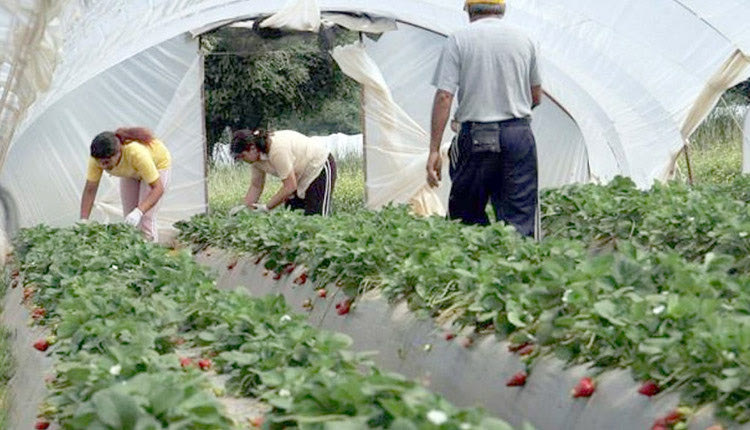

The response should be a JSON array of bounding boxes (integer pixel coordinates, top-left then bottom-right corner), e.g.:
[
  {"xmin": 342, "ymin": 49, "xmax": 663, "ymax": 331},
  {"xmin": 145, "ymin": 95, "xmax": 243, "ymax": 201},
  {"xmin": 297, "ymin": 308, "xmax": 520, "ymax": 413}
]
[
  {"xmin": 231, "ymin": 128, "xmax": 336, "ymax": 216},
  {"xmin": 80, "ymin": 127, "xmax": 171, "ymax": 241}
]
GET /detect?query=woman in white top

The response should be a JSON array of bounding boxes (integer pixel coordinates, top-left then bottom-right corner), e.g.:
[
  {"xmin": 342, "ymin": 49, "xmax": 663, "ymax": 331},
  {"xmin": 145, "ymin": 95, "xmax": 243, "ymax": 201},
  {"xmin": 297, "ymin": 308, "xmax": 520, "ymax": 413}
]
[{"xmin": 231, "ymin": 128, "xmax": 336, "ymax": 215}]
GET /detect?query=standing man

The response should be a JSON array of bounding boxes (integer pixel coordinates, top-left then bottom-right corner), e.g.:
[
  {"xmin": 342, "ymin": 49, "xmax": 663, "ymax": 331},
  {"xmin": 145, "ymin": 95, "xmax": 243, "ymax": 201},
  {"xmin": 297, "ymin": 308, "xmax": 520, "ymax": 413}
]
[{"xmin": 426, "ymin": 0, "xmax": 542, "ymax": 237}]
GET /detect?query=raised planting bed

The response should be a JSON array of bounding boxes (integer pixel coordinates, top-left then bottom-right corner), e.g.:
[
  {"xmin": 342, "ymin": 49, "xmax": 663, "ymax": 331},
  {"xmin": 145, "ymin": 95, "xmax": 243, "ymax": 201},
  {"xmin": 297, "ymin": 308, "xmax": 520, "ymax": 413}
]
[
  {"xmin": 177, "ymin": 207, "xmax": 750, "ymax": 429},
  {"xmin": 1, "ymin": 223, "xmax": 516, "ymax": 429},
  {"xmin": 541, "ymin": 175, "xmax": 750, "ymax": 274}
]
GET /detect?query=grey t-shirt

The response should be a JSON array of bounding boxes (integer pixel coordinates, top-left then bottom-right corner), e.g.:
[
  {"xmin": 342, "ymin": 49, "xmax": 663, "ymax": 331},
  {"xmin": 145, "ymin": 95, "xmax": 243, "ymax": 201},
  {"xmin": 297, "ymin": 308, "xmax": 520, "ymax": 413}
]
[{"xmin": 432, "ymin": 17, "xmax": 541, "ymax": 123}]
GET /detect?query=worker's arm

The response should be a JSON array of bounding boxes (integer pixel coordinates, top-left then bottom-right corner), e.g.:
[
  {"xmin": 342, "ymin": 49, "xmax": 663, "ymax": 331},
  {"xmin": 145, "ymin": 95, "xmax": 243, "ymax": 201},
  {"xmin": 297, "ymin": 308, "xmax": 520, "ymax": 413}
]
[
  {"xmin": 266, "ymin": 173, "xmax": 297, "ymax": 210},
  {"xmin": 531, "ymin": 85, "xmax": 542, "ymax": 109},
  {"xmin": 136, "ymin": 178, "xmax": 165, "ymax": 213},
  {"xmin": 80, "ymin": 180, "xmax": 100, "ymax": 219},
  {"xmin": 427, "ymin": 89, "xmax": 454, "ymax": 188},
  {"xmin": 244, "ymin": 169, "xmax": 266, "ymax": 207}
]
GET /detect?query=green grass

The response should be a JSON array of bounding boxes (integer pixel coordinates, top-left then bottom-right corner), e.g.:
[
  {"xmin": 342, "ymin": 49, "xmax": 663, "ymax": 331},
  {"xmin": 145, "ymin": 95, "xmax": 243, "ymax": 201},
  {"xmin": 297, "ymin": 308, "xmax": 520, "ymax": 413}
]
[
  {"xmin": 208, "ymin": 154, "xmax": 365, "ymax": 214},
  {"xmin": 677, "ymin": 98, "xmax": 745, "ymax": 185},
  {"xmin": 0, "ymin": 277, "xmax": 12, "ymax": 428}
]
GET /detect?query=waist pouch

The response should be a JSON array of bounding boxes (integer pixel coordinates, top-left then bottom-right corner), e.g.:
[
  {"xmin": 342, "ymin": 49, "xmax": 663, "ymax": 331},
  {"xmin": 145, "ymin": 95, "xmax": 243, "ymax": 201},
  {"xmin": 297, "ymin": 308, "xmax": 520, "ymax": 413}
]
[{"xmin": 468, "ymin": 122, "xmax": 501, "ymax": 154}]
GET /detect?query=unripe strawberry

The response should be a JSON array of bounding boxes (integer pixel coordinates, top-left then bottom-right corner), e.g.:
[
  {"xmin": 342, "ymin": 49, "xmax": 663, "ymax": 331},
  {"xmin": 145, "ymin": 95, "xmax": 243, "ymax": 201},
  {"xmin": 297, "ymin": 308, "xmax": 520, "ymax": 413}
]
[
  {"xmin": 249, "ymin": 416, "xmax": 264, "ymax": 427},
  {"xmin": 31, "ymin": 307, "xmax": 46, "ymax": 320}
]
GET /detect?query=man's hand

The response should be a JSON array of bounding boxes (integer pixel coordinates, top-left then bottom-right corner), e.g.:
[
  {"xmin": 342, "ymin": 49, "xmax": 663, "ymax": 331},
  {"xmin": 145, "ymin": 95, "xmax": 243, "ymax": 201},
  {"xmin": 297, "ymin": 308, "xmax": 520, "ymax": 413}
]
[
  {"xmin": 124, "ymin": 208, "xmax": 143, "ymax": 227},
  {"xmin": 252, "ymin": 203, "xmax": 269, "ymax": 213},
  {"xmin": 426, "ymin": 151, "xmax": 443, "ymax": 188}
]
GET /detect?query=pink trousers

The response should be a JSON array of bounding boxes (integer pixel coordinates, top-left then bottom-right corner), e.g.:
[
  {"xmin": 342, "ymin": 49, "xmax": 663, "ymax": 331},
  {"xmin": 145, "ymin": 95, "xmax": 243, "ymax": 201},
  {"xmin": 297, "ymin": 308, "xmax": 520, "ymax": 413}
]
[{"xmin": 120, "ymin": 169, "xmax": 170, "ymax": 242}]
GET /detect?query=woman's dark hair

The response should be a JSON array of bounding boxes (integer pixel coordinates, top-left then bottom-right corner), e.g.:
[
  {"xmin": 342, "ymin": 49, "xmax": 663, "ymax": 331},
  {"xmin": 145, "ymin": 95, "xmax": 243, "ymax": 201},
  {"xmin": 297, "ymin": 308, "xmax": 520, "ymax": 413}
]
[
  {"xmin": 231, "ymin": 128, "xmax": 270, "ymax": 156},
  {"xmin": 91, "ymin": 127, "xmax": 154, "ymax": 159},
  {"xmin": 90, "ymin": 132, "xmax": 120, "ymax": 159}
]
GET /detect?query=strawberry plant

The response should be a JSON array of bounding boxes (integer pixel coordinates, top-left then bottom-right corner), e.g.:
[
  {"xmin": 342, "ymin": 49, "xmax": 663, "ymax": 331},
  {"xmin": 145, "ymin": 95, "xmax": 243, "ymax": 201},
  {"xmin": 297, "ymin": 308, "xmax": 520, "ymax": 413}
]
[
  {"xmin": 10, "ymin": 222, "xmax": 519, "ymax": 429},
  {"xmin": 177, "ymin": 205, "xmax": 750, "ymax": 424}
]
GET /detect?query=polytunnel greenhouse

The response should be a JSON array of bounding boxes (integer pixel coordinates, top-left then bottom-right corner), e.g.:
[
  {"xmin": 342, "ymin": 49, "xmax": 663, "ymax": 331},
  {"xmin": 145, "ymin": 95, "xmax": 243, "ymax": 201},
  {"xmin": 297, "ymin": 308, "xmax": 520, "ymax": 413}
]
[{"xmin": 2, "ymin": 1, "xmax": 750, "ymax": 429}]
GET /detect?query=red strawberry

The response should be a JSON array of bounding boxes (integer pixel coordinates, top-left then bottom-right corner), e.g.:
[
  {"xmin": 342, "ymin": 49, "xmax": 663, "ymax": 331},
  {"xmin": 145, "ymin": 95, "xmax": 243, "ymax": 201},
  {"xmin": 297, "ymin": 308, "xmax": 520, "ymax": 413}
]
[
  {"xmin": 508, "ymin": 341, "xmax": 532, "ymax": 353},
  {"xmin": 179, "ymin": 357, "xmax": 193, "ymax": 368},
  {"xmin": 335, "ymin": 299, "xmax": 351, "ymax": 315},
  {"xmin": 198, "ymin": 359, "xmax": 212, "ymax": 370},
  {"xmin": 272, "ymin": 271, "xmax": 282, "ymax": 280},
  {"xmin": 226, "ymin": 258, "xmax": 238, "ymax": 270},
  {"xmin": 651, "ymin": 421, "xmax": 667, "ymax": 430},
  {"xmin": 571, "ymin": 377, "xmax": 595, "ymax": 398},
  {"xmin": 638, "ymin": 380, "xmax": 660, "ymax": 397},
  {"xmin": 23, "ymin": 286, "xmax": 35, "ymax": 301},
  {"xmin": 283, "ymin": 264, "xmax": 295, "ymax": 275},
  {"xmin": 460, "ymin": 337, "xmax": 473, "ymax": 348},
  {"xmin": 254, "ymin": 254, "xmax": 265, "ymax": 265},
  {"xmin": 506, "ymin": 371, "xmax": 527, "ymax": 387},
  {"xmin": 33, "ymin": 339, "xmax": 49, "ymax": 352},
  {"xmin": 316, "ymin": 288, "xmax": 327, "ymax": 298},
  {"xmin": 294, "ymin": 273, "xmax": 308, "ymax": 285},
  {"xmin": 443, "ymin": 332, "xmax": 455, "ymax": 341},
  {"xmin": 34, "ymin": 420, "xmax": 50, "ymax": 429},
  {"xmin": 518, "ymin": 344, "xmax": 535, "ymax": 356},
  {"xmin": 663, "ymin": 409, "xmax": 683, "ymax": 425},
  {"xmin": 249, "ymin": 416, "xmax": 264, "ymax": 427},
  {"xmin": 31, "ymin": 307, "xmax": 46, "ymax": 320}
]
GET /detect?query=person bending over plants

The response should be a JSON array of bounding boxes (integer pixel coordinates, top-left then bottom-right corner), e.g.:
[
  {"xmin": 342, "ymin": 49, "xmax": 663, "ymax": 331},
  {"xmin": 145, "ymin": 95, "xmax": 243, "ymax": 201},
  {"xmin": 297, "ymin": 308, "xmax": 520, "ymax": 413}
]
[
  {"xmin": 230, "ymin": 128, "xmax": 336, "ymax": 216},
  {"xmin": 80, "ymin": 127, "xmax": 171, "ymax": 241}
]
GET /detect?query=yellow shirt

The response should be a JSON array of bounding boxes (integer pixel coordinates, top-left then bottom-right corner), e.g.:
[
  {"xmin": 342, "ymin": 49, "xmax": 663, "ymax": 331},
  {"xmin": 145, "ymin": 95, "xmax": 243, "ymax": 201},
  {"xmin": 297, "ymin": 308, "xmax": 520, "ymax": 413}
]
[{"xmin": 86, "ymin": 139, "xmax": 171, "ymax": 184}]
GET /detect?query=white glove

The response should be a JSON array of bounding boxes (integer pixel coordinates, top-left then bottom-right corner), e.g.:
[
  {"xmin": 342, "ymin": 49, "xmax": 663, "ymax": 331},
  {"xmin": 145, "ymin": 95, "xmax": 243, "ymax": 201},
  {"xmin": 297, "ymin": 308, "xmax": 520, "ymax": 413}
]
[
  {"xmin": 252, "ymin": 203, "xmax": 269, "ymax": 212},
  {"xmin": 124, "ymin": 208, "xmax": 144, "ymax": 227},
  {"xmin": 229, "ymin": 205, "xmax": 248, "ymax": 216}
]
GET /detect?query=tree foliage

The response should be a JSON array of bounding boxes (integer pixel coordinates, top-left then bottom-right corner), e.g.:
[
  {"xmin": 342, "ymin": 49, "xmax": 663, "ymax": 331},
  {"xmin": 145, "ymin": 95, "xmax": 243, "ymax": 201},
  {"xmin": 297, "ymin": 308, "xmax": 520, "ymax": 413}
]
[{"xmin": 202, "ymin": 26, "xmax": 360, "ymax": 155}]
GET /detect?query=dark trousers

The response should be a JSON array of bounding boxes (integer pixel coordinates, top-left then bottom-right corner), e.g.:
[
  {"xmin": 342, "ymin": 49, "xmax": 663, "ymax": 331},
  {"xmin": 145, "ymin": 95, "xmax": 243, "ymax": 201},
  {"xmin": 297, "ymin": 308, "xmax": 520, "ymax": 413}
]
[
  {"xmin": 448, "ymin": 119, "xmax": 538, "ymax": 237},
  {"xmin": 286, "ymin": 154, "xmax": 337, "ymax": 216}
]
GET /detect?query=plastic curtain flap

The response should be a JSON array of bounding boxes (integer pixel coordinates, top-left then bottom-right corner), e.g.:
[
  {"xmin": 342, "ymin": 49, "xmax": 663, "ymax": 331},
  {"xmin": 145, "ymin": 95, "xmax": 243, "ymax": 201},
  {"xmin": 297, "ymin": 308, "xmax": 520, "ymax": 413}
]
[
  {"xmin": 0, "ymin": 0, "xmax": 67, "ymax": 167},
  {"xmin": 331, "ymin": 42, "xmax": 447, "ymax": 216},
  {"xmin": 259, "ymin": 0, "xmax": 321, "ymax": 32}
]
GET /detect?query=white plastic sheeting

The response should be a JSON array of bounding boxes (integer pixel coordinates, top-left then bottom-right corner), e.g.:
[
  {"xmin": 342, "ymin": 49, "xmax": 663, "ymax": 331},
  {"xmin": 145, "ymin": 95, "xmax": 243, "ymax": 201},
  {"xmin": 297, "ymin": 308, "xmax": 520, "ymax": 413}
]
[
  {"xmin": 744, "ymin": 109, "xmax": 750, "ymax": 174},
  {"xmin": 333, "ymin": 43, "xmax": 447, "ymax": 215},
  {"xmin": 260, "ymin": 0, "xmax": 321, "ymax": 33},
  {"xmin": 1, "ymin": 0, "xmax": 750, "ymax": 226},
  {"xmin": 1, "ymin": 34, "xmax": 207, "ymax": 232}
]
